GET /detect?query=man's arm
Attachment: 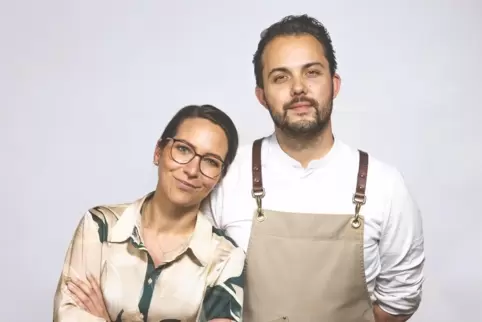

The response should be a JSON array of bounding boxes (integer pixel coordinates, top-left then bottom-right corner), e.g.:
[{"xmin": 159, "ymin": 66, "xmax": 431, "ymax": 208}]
[
  {"xmin": 53, "ymin": 212, "xmax": 106, "ymax": 322},
  {"xmin": 373, "ymin": 169, "xmax": 425, "ymax": 321},
  {"xmin": 373, "ymin": 304, "xmax": 411, "ymax": 322}
]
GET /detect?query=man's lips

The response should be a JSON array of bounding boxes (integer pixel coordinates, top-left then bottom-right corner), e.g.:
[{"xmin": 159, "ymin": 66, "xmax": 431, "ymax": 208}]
[{"xmin": 290, "ymin": 101, "xmax": 313, "ymax": 109}]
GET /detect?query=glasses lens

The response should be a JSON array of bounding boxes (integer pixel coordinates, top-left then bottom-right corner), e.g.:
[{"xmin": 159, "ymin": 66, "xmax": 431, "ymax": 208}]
[
  {"xmin": 170, "ymin": 139, "xmax": 224, "ymax": 178},
  {"xmin": 171, "ymin": 141, "xmax": 195, "ymax": 164},
  {"xmin": 200, "ymin": 157, "xmax": 223, "ymax": 178}
]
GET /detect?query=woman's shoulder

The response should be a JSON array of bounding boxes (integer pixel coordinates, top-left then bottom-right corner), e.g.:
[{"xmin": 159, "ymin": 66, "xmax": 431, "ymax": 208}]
[
  {"xmin": 86, "ymin": 202, "xmax": 130, "ymax": 225},
  {"xmin": 80, "ymin": 201, "xmax": 136, "ymax": 242},
  {"xmin": 204, "ymin": 226, "xmax": 245, "ymax": 288},
  {"xmin": 209, "ymin": 226, "xmax": 246, "ymax": 266}
]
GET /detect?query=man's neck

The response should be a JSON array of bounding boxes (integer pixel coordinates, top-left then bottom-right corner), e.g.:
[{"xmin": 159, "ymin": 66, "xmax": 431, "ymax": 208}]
[
  {"xmin": 142, "ymin": 190, "xmax": 198, "ymax": 236},
  {"xmin": 275, "ymin": 123, "xmax": 335, "ymax": 168}
]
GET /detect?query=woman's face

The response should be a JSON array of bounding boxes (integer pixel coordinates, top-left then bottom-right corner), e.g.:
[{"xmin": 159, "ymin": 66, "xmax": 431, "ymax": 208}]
[{"xmin": 154, "ymin": 117, "xmax": 229, "ymax": 207}]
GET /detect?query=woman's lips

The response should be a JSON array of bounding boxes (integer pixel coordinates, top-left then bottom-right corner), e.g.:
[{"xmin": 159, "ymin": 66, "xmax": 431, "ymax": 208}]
[{"xmin": 174, "ymin": 177, "xmax": 199, "ymax": 191}]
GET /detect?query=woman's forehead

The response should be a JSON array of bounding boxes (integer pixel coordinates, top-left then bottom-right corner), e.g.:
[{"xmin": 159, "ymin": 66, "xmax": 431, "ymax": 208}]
[{"xmin": 174, "ymin": 118, "xmax": 228, "ymax": 155}]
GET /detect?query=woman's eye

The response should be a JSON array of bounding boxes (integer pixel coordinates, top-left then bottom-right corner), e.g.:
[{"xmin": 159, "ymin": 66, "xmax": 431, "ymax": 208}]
[
  {"xmin": 205, "ymin": 158, "xmax": 221, "ymax": 168},
  {"xmin": 176, "ymin": 145, "xmax": 190, "ymax": 153}
]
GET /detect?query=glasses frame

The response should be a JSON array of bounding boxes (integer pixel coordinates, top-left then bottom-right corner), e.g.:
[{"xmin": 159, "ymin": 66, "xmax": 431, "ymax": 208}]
[{"xmin": 165, "ymin": 137, "xmax": 225, "ymax": 179}]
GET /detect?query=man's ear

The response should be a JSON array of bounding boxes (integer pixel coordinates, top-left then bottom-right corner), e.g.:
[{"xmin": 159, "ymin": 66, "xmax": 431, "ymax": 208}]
[
  {"xmin": 255, "ymin": 87, "xmax": 268, "ymax": 109},
  {"xmin": 332, "ymin": 73, "xmax": 342, "ymax": 99}
]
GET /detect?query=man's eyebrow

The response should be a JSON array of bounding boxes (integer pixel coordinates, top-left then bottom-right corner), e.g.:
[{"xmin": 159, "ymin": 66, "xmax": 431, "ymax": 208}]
[
  {"xmin": 267, "ymin": 62, "xmax": 325, "ymax": 78},
  {"xmin": 304, "ymin": 62, "xmax": 324, "ymax": 69}
]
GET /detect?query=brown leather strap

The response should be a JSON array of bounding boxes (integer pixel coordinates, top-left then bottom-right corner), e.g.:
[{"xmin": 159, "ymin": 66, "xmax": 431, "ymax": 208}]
[
  {"xmin": 251, "ymin": 138, "xmax": 264, "ymax": 196},
  {"xmin": 354, "ymin": 150, "xmax": 369, "ymax": 204},
  {"xmin": 251, "ymin": 139, "xmax": 369, "ymax": 204}
]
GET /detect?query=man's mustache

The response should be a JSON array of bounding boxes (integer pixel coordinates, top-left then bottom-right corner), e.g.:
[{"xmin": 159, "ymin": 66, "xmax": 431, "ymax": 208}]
[{"xmin": 283, "ymin": 96, "xmax": 319, "ymax": 110}]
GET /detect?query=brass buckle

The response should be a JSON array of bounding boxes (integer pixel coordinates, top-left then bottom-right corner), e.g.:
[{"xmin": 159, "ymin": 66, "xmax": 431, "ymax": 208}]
[
  {"xmin": 351, "ymin": 193, "xmax": 365, "ymax": 229},
  {"xmin": 252, "ymin": 189, "xmax": 265, "ymax": 222}
]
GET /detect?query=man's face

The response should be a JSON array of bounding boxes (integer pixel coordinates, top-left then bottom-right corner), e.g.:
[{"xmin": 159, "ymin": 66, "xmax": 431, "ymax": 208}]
[{"xmin": 256, "ymin": 34, "xmax": 341, "ymax": 138}]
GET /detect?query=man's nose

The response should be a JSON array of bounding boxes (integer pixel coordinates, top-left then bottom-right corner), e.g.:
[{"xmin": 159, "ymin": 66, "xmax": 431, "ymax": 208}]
[{"xmin": 291, "ymin": 76, "xmax": 308, "ymax": 96}]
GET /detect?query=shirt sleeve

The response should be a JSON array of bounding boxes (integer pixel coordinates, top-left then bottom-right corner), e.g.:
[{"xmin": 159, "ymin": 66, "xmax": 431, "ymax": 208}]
[
  {"xmin": 200, "ymin": 246, "xmax": 246, "ymax": 322},
  {"xmin": 53, "ymin": 211, "xmax": 106, "ymax": 322},
  {"xmin": 374, "ymin": 169, "xmax": 425, "ymax": 316}
]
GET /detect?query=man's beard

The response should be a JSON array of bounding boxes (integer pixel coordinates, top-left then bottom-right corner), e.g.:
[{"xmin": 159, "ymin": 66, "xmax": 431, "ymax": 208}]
[{"xmin": 267, "ymin": 93, "xmax": 334, "ymax": 140}]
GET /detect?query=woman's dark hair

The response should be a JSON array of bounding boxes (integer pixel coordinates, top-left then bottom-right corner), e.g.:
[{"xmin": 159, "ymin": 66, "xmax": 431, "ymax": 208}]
[{"xmin": 158, "ymin": 104, "xmax": 239, "ymax": 177}]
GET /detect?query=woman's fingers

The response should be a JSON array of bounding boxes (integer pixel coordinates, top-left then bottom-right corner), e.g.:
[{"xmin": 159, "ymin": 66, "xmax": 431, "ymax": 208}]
[
  {"xmin": 66, "ymin": 285, "xmax": 87, "ymax": 310},
  {"xmin": 86, "ymin": 274, "xmax": 104, "ymax": 303},
  {"xmin": 67, "ymin": 280, "xmax": 95, "ymax": 311},
  {"xmin": 71, "ymin": 277, "xmax": 94, "ymax": 298},
  {"xmin": 86, "ymin": 274, "xmax": 107, "ymax": 313},
  {"xmin": 66, "ymin": 275, "xmax": 110, "ymax": 320}
]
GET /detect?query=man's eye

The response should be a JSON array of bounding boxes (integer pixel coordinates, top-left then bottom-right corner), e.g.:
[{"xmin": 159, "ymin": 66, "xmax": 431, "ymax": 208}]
[
  {"xmin": 307, "ymin": 70, "xmax": 321, "ymax": 76},
  {"xmin": 274, "ymin": 75, "xmax": 287, "ymax": 82}
]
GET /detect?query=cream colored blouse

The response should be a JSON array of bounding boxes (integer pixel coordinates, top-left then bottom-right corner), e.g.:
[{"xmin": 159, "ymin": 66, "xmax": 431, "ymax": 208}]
[{"xmin": 53, "ymin": 194, "xmax": 245, "ymax": 322}]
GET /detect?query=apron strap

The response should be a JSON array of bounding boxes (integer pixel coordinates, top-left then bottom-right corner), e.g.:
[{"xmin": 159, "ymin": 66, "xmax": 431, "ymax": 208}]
[
  {"xmin": 250, "ymin": 138, "xmax": 369, "ymax": 227},
  {"xmin": 251, "ymin": 138, "xmax": 265, "ymax": 221},
  {"xmin": 351, "ymin": 150, "xmax": 369, "ymax": 228}
]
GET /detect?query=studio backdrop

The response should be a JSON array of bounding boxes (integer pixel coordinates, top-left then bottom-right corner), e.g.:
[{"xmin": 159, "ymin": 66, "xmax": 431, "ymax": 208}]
[{"xmin": 1, "ymin": 1, "xmax": 481, "ymax": 321}]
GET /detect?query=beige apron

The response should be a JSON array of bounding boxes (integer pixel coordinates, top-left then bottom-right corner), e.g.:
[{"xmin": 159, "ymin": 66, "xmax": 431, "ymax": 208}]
[{"xmin": 243, "ymin": 138, "xmax": 375, "ymax": 322}]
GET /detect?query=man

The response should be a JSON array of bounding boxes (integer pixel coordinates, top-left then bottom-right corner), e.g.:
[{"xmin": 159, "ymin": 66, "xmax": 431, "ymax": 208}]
[{"xmin": 203, "ymin": 14, "xmax": 424, "ymax": 322}]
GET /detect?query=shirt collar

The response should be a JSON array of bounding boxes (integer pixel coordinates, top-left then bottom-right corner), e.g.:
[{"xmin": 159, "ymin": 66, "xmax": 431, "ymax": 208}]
[
  {"xmin": 264, "ymin": 132, "xmax": 342, "ymax": 169},
  {"xmin": 108, "ymin": 192, "xmax": 212, "ymax": 267},
  {"xmin": 186, "ymin": 213, "xmax": 213, "ymax": 267},
  {"xmin": 108, "ymin": 193, "xmax": 149, "ymax": 244}
]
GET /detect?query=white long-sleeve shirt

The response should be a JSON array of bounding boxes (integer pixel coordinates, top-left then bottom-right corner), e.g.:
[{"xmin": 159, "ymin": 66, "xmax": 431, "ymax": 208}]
[{"xmin": 202, "ymin": 133, "xmax": 425, "ymax": 316}]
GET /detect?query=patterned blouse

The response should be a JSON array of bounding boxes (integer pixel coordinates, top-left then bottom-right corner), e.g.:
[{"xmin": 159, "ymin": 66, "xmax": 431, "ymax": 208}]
[{"xmin": 53, "ymin": 193, "xmax": 245, "ymax": 322}]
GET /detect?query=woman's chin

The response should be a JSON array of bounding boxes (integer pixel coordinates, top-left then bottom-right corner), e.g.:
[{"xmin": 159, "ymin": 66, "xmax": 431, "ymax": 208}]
[{"xmin": 168, "ymin": 190, "xmax": 202, "ymax": 208}]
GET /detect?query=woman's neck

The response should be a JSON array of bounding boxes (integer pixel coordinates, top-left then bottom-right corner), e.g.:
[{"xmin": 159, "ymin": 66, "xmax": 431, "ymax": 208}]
[{"xmin": 142, "ymin": 190, "xmax": 198, "ymax": 236}]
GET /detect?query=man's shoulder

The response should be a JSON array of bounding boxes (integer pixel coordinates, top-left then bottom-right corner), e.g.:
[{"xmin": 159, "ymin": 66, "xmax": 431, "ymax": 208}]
[
  {"xmin": 226, "ymin": 135, "xmax": 274, "ymax": 172},
  {"xmin": 220, "ymin": 141, "xmax": 255, "ymax": 185},
  {"xmin": 233, "ymin": 141, "xmax": 255, "ymax": 163},
  {"xmin": 339, "ymin": 140, "xmax": 407, "ymax": 191}
]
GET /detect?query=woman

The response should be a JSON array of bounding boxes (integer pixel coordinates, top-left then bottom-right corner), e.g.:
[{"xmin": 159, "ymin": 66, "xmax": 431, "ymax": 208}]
[{"xmin": 53, "ymin": 105, "xmax": 245, "ymax": 322}]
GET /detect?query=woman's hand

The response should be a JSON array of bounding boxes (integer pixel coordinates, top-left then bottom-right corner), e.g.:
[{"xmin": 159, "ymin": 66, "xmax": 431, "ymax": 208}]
[{"xmin": 67, "ymin": 274, "xmax": 111, "ymax": 322}]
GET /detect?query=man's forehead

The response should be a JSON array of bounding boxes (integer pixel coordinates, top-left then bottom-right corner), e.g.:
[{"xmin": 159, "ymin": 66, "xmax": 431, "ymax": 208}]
[{"xmin": 262, "ymin": 35, "xmax": 327, "ymax": 70}]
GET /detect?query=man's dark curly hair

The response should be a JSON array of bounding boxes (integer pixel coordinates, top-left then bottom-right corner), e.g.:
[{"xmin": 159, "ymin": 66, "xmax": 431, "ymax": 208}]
[{"xmin": 253, "ymin": 14, "xmax": 338, "ymax": 88}]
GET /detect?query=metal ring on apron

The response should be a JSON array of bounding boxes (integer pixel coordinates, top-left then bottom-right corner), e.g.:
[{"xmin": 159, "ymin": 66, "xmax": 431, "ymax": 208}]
[
  {"xmin": 252, "ymin": 189, "xmax": 266, "ymax": 222},
  {"xmin": 351, "ymin": 200, "xmax": 364, "ymax": 229}
]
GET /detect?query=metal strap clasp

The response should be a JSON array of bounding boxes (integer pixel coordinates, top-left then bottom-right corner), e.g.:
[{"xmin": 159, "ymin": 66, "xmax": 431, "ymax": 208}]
[
  {"xmin": 351, "ymin": 192, "xmax": 366, "ymax": 229},
  {"xmin": 252, "ymin": 189, "xmax": 266, "ymax": 222}
]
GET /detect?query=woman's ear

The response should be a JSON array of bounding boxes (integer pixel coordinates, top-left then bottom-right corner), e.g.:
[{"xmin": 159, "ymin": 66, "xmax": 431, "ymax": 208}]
[{"xmin": 153, "ymin": 141, "xmax": 162, "ymax": 166}]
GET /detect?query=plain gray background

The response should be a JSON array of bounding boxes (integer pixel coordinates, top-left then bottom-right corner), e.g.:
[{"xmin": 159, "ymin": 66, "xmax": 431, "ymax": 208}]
[{"xmin": 1, "ymin": 0, "xmax": 481, "ymax": 321}]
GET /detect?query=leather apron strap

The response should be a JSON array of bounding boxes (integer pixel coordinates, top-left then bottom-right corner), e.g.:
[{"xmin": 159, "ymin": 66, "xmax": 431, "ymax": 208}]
[
  {"xmin": 244, "ymin": 137, "xmax": 374, "ymax": 322},
  {"xmin": 252, "ymin": 137, "xmax": 369, "ymax": 227}
]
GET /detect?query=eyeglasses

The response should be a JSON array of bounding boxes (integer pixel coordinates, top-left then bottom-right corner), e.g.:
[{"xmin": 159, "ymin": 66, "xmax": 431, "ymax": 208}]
[{"xmin": 165, "ymin": 138, "xmax": 225, "ymax": 179}]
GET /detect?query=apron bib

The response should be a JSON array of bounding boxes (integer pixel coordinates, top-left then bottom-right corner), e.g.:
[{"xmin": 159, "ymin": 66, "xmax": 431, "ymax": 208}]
[{"xmin": 243, "ymin": 138, "xmax": 375, "ymax": 322}]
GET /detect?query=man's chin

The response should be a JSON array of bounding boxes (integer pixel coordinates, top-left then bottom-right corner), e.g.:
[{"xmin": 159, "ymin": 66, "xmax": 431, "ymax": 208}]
[
  {"xmin": 279, "ymin": 118, "xmax": 329, "ymax": 136},
  {"xmin": 285, "ymin": 117, "xmax": 317, "ymax": 128}
]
